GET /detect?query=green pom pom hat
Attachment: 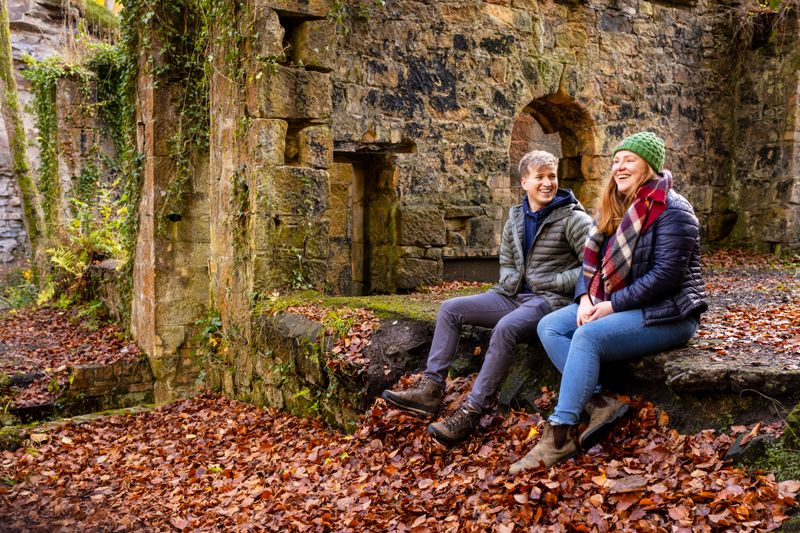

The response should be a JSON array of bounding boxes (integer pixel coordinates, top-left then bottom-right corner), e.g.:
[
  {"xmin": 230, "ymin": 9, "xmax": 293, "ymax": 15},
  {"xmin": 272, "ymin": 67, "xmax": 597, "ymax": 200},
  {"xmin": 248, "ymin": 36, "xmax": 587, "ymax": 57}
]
[{"xmin": 612, "ymin": 131, "xmax": 665, "ymax": 173}]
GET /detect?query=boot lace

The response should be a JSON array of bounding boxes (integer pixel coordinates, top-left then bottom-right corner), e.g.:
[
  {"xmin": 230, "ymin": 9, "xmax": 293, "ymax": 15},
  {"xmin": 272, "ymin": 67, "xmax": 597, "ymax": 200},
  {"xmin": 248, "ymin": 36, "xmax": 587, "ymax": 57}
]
[
  {"xmin": 415, "ymin": 377, "xmax": 434, "ymax": 390},
  {"xmin": 443, "ymin": 404, "xmax": 480, "ymax": 431}
]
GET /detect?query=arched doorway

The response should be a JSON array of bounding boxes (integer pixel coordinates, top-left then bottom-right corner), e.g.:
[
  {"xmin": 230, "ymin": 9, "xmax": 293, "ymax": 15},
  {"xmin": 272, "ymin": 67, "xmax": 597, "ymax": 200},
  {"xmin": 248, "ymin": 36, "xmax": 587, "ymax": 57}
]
[{"xmin": 509, "ymin": 95, "xmax": 601, "ymax": 209}]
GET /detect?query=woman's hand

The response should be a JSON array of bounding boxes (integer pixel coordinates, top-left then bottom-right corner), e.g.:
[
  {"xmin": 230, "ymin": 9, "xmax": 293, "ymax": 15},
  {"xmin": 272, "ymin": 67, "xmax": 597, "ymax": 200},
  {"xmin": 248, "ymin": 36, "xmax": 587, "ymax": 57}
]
[
  {"xmin": 577, "ymin": 297, "xmax": 615, "ymax": 326},
  {"xmin": 577, "ymin": 295, "xmax": 593, "ymax": 326},
  {"xmin": 588, "ymin": 301, "xmax": 614, "ymax": 322}
]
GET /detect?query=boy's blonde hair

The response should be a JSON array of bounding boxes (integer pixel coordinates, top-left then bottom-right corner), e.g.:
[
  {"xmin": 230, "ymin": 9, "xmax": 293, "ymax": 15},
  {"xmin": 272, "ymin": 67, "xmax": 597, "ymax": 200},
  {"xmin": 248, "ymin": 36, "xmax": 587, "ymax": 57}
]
[{"xmin": 518, "ymin": 150, "xmax": 559, "ymax": 178}]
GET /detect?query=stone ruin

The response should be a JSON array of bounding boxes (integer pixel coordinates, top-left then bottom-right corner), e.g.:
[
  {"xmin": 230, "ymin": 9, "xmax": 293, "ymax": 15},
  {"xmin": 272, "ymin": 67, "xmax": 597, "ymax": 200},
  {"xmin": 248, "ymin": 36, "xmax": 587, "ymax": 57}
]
[{"xmin": 5, "ymin": 0, "xmax": 800, "ymax": 426}]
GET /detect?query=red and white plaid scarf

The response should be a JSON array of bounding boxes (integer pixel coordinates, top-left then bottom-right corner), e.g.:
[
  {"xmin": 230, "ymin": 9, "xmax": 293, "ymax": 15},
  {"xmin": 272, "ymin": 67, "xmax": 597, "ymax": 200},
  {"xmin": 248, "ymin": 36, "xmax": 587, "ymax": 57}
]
[{"xmin": 583, "ymin": 171, "xmax": 672, "ymax": 303}]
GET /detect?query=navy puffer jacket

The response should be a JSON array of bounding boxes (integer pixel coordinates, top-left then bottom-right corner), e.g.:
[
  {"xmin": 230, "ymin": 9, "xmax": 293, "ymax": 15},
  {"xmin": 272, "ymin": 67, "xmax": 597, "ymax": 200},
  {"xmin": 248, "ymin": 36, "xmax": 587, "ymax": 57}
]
[{"xmin": 607, "ymin": 189, "xmax": 707, "ymax": 325}]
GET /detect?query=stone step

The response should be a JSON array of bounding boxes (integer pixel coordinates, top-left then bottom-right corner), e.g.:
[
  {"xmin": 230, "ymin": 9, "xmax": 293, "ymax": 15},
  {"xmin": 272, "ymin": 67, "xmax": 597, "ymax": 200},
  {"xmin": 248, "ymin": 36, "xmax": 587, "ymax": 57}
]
[{"xmin": 4, "ymin": 358, "xmax": 156, "ymax": 425}]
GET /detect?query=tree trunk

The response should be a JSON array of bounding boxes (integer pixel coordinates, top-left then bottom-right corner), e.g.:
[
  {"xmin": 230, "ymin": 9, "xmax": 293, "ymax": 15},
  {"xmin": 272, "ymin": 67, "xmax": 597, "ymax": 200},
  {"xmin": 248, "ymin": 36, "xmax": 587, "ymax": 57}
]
[{"xmin": 0, "ymin": 0, "xmax": 47, "ymax": 257}]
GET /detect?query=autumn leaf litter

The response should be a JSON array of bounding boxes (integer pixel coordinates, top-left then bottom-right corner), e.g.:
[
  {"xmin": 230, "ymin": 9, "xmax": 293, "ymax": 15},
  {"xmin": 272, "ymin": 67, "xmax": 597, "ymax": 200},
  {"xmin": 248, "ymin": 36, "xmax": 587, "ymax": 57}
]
[{"xmin": 1, "ymin": 251, "xmax": 799, "ymax": 530}]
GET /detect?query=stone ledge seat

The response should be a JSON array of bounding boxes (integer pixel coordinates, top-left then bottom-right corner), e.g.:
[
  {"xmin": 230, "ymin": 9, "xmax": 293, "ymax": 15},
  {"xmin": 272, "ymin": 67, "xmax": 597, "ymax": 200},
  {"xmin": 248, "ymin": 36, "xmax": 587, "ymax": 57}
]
[{"xmin": 249, "ymin": 289, "xmax": 800, "ymax": 433}]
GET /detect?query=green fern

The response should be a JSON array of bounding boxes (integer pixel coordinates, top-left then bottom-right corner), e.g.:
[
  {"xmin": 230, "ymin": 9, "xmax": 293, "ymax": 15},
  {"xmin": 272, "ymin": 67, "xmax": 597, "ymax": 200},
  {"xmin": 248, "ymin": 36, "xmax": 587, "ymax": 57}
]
[
  {"xmin": 46, "ymin": 246, "xmax": 86, "ymax": 277},
  {"xmin": 36, "ymin": 281, "xmax": 56, "ymax": 305}
]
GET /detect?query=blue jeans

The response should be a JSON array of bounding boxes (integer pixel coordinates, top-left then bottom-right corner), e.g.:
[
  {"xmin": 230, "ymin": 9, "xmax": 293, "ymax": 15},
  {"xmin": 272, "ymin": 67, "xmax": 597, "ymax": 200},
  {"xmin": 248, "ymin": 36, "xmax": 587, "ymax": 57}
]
[
  {"xmin": 537, "ymin": 303, "xmax": 699, "ymax": 426},
  {"xmin": 424, "ymin": 291, "xmax": 552, "ymax": 410}
]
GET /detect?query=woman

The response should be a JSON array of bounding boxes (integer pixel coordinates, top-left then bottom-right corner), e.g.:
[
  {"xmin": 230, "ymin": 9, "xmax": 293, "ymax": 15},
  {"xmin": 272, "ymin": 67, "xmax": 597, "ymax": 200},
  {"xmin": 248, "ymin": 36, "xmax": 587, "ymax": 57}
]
[{"xmin": 509, "ymin": 132, "xmax": 707, "ymax": 474}]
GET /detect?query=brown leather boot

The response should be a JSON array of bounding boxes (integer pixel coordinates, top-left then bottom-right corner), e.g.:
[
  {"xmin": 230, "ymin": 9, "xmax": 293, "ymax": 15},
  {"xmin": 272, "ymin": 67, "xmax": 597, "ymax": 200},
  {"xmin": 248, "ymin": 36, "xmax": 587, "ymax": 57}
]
[
  {"xmin": 381, "ymin": 377, "xmax": 443, "ymax": 417},
  {"xmin": 427, "ymin": 401, "xmax": 482, "ymax": 446},
  {"xmin": 508, "ymin": 423, "xmax": 577, "ymax": 474},
  {"xmin": 580, "ymin": 395, "xmax": 630, "ymax": 449}
]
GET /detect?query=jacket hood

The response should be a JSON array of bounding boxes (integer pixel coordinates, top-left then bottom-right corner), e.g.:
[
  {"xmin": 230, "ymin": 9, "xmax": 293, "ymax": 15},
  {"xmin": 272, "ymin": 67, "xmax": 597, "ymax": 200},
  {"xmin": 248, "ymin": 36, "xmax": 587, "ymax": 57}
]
[{"xmin": 522, "ymin": 188, "xmax": 578, "ymax": 216}]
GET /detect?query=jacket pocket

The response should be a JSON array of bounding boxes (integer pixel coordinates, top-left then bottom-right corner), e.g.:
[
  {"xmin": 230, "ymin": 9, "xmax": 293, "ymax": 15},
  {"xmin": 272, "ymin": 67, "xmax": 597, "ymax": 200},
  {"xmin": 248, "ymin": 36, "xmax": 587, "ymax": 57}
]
[{"xmin": 501, "ymin": 272, "xmax": 519, "ymax": 292}]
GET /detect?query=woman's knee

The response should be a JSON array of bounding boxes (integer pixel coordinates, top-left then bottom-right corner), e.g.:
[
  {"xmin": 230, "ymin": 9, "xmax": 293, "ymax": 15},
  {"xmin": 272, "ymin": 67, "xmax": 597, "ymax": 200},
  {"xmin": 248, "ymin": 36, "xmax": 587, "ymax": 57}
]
[
  {"xmin": 570, "ymin": 327, "xmax": 603, "ymax": 356},
  {"xmin": 537, "ymin": 306, "xmax": 575, "ymax": 339}
]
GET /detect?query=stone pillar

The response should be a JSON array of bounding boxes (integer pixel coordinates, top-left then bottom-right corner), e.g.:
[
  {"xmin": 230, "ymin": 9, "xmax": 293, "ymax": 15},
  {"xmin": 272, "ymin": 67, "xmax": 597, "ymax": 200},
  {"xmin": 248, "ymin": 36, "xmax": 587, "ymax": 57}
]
[
  {"xmin": 131, "ymin": 9, "xmax": 209, "ymax": 403},
  {"xmin": 243, "ymin": 0, "xmax": 335, "ymax": 295}
]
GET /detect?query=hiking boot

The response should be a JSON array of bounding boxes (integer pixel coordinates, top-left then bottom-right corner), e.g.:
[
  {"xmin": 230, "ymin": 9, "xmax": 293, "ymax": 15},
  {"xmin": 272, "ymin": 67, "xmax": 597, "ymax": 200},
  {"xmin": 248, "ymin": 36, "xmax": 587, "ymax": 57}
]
[
  {"xmin": 381, "ymin": 377, "xmax": 443, "ymax": 417},
  {"xmin": 580, "ymin": 395, "xmax": 630, "ymax": 449},
  {"xmin": 508, "ymin": 423, "xmax": 578, "ymax": 474},
  {"xmin": 427, "ymin": 401, "xmax": 482, "ymax": 446}
]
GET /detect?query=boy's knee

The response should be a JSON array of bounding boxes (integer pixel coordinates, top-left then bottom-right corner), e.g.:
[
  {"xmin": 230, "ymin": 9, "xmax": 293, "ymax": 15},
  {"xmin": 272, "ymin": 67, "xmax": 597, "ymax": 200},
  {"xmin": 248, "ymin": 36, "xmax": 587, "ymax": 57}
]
[
  {"xmin": 492, "ymin": 319, "xmax": 525, "ymax": 344},
  {"xmin": 438, "ymin": 297, "xmax": 459, "ymax": 317}
]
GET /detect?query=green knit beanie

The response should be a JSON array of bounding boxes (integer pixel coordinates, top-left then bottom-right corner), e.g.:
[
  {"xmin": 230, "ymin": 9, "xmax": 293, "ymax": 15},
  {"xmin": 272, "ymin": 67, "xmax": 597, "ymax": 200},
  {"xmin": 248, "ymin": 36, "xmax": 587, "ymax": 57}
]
[{"xmin": 612, "ymin": 132, "xmax": 665, "ymax": 172}]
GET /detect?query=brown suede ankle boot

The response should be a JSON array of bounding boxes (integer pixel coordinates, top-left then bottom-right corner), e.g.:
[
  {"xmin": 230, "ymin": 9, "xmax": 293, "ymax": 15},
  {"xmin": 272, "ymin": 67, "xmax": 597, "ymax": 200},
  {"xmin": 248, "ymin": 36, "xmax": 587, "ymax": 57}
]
[
  {"xmin": 381, "ymin": 377, "xmax": 443, "ymax": 417},
  {"xmin": 508, "ymin": 422, "xmax": 577, "ymax": 474},
  {"xmin": 580, "ymin": 395, "xmax": 630, "ymax": 449},
  {"xmin": 427, "ymin": 401, "xmax": 482, "ymax": 446}
]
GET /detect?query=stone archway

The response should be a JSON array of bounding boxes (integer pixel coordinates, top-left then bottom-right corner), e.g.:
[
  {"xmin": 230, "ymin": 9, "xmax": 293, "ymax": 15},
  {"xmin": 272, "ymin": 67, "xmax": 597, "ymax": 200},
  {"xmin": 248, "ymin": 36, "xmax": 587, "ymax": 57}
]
[{"xmin": 510, "ymin": 95, "xmax": 602, "ymax": 209}]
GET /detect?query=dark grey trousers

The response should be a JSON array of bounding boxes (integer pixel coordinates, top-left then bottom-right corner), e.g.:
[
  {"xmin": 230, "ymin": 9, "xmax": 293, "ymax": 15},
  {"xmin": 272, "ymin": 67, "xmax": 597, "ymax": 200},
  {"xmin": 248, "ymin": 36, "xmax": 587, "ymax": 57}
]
[{"xmin": 423, "ymin": 291, "xmax": 552, "ymax": 410}]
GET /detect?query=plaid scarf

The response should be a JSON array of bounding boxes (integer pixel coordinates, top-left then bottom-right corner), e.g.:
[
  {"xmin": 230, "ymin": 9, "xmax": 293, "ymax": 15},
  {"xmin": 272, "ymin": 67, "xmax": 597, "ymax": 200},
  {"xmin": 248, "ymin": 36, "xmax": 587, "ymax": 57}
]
[{"xmin": 584, "ymin": 171, "xmax": 672, "ymax": 303}]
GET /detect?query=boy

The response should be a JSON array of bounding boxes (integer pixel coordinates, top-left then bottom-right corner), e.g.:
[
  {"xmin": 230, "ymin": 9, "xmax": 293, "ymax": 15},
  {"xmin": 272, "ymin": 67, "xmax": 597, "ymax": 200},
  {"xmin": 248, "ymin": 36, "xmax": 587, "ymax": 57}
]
[{"xmin": 382, "ymin": 150, "xmax": 592, "ymax": 446}]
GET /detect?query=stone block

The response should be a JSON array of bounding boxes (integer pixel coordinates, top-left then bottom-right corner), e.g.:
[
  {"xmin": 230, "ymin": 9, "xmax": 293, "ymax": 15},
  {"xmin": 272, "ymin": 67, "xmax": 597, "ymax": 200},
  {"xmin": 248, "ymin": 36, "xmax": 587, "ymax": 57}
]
[
  {"xmin": 155, "ymin": 298, "xmax": 207, "ymax": 329},
  {"xmin": 248, "ymin": 119, "xmax": 288, "ymax": 167},
  {"xmin": 172, "ymin": 210, "xmax": 212, "ymax": 243},
  {"xmin": 268, "ymin": 165, "xmax": 330, "ymax": 216},
  {"xmin": 235, "ymin": 352, "xmax": 254, "ymax": 393},
  {"xmin": 397, "ymin": 206, "xmax": 446, "ymax": 246},
  {"xmin": 291, "ymin": 20, "xmax": 336, "ymax": 70},
  {"xmin": 298, "ymin": 125, "xmax": 333, "ymax": 168},
  {"xmin": 153, "ymin": 326, "xmax": 187, "ymax": 358},
  {"xmin": 127, "ymin": 382, "xmax": 155, "ymax": 393},
  {"xmin": 399, "ymin": 246, "xmax": 425, "ymax": 258},
  {"xmin": 466, "ymin": 216, "xmax": 496, "ymax": 247},
  {"xmin": 149, "ymin": 353, "xmax": 180, "ymax": 382},
  {"xmin": 143, "ymin": 85, "xmax": 181, "ymax": 158},
  {"xmin": 445, "ymin": 205, "xmax": 484, "ymax": 219},
  {"xmin": 325, "ymin": 180, "xmax": 349, "ymax": 239},
  {"xmin": 246, "ymin": 64, "xmax": 332, "ymax": 119},
  {"xmin": 396, "ymin": 257, "xmax": 442, "ymax": 290},
  {"xmin": 325, "ymin": 242, "xmax": 352, "ymax": 295},
  {"xmin": 249, "ymin": 7, "xmax": 285, "ymax": 59},
  {"xmin": 425, "ymin": 248, "xmax": 443, "ymax": 260},
  {"xmin": 253, "ymin": 253, "xmax": 278, "ymax": 292},
  {"xmin": 253, "ymin": 0, "xmax": 330, "ymax": 17}
]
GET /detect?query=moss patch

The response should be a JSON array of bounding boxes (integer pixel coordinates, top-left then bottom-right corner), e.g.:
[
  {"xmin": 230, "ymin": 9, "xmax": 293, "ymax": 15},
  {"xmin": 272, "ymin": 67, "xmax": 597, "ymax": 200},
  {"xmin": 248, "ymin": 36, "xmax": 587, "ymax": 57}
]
[
  {"xmin": 81, "ymin": 1, "xmax": 119, "ymax": 33},
  {"xmin": 255, "ymin": 285, "xmax": 489, "ymax": 323}
]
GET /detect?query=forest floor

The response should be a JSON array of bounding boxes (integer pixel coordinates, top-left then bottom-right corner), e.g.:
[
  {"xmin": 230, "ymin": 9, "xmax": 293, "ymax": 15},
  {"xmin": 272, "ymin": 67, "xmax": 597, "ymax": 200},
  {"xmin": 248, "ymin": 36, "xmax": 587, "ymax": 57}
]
[{"xmin": 0, "ymin": 249, "xmax": 799, "ymax": 531}]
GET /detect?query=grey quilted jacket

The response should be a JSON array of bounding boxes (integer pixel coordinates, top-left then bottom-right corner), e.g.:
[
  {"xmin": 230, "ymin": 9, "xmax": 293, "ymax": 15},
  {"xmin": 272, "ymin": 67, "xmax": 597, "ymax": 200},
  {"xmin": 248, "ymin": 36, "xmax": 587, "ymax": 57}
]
[{"xmin": 492, "ymin": 192, "xmax": 592, "ymax": 310}]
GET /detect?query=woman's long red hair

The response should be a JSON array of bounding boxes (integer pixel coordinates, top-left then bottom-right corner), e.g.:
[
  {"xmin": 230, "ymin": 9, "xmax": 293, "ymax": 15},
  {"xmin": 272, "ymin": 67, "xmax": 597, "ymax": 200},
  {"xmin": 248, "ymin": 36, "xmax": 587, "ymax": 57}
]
[{"xmin": 594, "ymin": 157, "xmax": 655, "ymax": 235}]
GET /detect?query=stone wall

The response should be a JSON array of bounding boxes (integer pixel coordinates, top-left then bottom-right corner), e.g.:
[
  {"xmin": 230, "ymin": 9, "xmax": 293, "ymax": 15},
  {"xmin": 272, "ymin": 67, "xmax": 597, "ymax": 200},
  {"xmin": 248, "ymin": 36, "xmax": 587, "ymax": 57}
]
[
  {"xmin": 724, "ymin": 13, "xmax": 800, "ymax": 250},
  {"xmin": 0, "ymin": 0, "xmax": 73, "ymax": 265},
  {"xmin": 329, "ymin": 0, "xmax": 736, "ymax": 290},
  {"xmin": 126, "ymin": 1, "xmax": 800, "ymax": 409},
  {"xmin": 322, "ymin": 0, "xmax": 800, "ymax": 268}
]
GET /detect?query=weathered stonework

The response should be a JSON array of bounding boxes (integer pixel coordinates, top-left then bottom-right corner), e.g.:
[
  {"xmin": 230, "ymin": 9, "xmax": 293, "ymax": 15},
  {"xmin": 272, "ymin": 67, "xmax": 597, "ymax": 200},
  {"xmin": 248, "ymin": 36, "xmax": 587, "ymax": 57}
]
[
  {"xmin": 115, "ymin": 0, "xmax": 800, "ymax": 418},
  {"xmin": 0, "ymin": 0, "xmax": 75, "ymax": 265},
  {"xmin": 290, "ymin": 20, "xmax": 336, "ymax": 71},
  {"xmin": 52, "ymin": 75, "xmax": 117, "ymax": 236},
  {"xmin": 8, "ymin": 358, "xmax": 155, "ymax": 424},
  {"xmin": 246, "ymin": 65, "xmax": 333, "ymax": 119},
  {"xmin": 254, "ymin": 0, "xmax": 331, "ymax": 18},
  {"xmin": 131, "ymin": 11, "xmax": 210, "ymax": 403},
  {"xmin": 327, "ymin": 0, "xmax": 800, "ymax": 260}
]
